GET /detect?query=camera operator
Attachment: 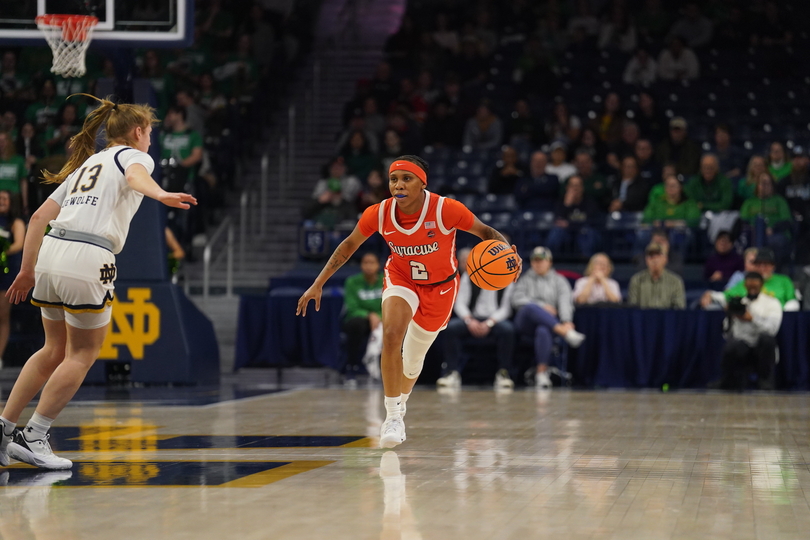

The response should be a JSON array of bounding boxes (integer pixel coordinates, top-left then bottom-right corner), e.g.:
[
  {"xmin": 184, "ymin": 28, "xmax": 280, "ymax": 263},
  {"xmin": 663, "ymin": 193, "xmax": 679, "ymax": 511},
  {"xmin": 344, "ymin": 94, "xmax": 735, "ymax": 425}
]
[{"xmin": 712, "ymin": 272, "xmax": 782, "ymax": 391}]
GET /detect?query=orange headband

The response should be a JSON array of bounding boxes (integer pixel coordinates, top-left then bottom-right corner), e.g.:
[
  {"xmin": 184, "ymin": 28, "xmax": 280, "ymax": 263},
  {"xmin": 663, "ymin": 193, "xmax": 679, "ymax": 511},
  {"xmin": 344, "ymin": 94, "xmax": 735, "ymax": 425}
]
[{"xmin": 389, "ymin": 160, "xmax": 427, "ymax": 185}]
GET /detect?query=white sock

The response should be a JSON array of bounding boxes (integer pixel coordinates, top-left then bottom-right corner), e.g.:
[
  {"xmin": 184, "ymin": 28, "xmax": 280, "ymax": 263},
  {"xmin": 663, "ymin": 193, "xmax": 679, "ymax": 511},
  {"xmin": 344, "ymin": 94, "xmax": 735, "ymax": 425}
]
[
  {"xmin": 400, "ymin": 392, "xmax": 411, "ymax": 416},
  {"xmin": 24, "ymin": 412, "xmax": 54, "ymax": 441},
  {"xmin": 384, "ymin": 396, "xmax": 402, "ymax": 419},
  {"xmin": 0, "ymin": 416, "xmax": 15, "ymax": 435}
]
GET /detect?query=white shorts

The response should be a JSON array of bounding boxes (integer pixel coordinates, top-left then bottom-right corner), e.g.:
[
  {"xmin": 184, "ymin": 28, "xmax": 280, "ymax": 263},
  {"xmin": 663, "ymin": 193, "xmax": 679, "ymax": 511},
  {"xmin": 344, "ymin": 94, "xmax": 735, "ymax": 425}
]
[{"xmin": 31, "ymin": 236, "xmax": 115, "ymax": 330}]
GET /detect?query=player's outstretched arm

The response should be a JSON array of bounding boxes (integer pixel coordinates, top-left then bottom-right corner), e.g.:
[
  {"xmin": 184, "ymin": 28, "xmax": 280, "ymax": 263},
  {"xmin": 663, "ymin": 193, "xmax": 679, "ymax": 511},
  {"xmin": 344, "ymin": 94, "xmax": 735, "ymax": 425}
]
[
  {"xmin": 125, "ymin": 163, "xmax": 198, "ymax": 209},
  {"xmin": 465, "ymin": 216, "xmax": 523, "ymax": 282},
  {"xmin": 296, "ymin": 226, "xmax": 368, "ymax": 316},
  {"xmin": 6, "ymin": 199, "xmax": 61, "ymax": 305}
]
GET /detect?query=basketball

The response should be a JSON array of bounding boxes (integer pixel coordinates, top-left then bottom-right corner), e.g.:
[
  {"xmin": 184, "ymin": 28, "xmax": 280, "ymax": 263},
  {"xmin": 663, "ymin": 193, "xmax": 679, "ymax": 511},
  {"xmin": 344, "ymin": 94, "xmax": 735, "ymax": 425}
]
[{"xmin": 466, "ymin": 240, "xmax": 519, "ymax": 291}]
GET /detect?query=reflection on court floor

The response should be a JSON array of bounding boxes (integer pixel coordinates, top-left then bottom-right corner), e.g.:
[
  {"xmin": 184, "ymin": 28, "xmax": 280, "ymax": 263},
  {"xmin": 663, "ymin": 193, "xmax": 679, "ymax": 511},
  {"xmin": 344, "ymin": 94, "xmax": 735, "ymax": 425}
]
[
  {"xmin": 47, "ymin": 426, "xmax": 370, "ymax": 452},
  {"xmin": 1, "ymin": 461, "xmax": 333, "ymax": 487}
]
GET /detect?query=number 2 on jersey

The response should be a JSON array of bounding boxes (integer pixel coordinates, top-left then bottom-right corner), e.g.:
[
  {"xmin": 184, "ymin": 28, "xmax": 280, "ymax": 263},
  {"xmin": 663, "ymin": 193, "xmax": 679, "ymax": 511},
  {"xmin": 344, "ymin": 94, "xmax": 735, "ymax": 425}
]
[
  {"xmin": 410, "ymin": 261, "xmax": 429, "ymax": 281},
  {"xmin": 70, "ymin": 164, "xmax": 103, "ymax": 194}
]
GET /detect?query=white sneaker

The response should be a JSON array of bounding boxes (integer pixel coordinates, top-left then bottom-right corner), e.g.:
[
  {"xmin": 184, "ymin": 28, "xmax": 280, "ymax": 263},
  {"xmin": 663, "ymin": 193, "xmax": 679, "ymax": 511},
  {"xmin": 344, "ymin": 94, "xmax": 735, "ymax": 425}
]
[
  {"xmin": 0, "ymin": 422, "xmax": 13, "ymax": 467},
  {"xmin": 436, "ymin": 370, "xmax": 461, "ymax": 388},
  {"xmin": 563, "ymin": 329, "xmax": 586, "ymax": 348},
  {"xmin": 536, "ymin": 371, "xmax": 552, "ymax": 389},
  {"xmin": 494, "ymin": 369, "xmax": 514, "ymax": 389},
  {"xmin": 380, "ymin": 416, "xmax": 406, "ymax": 449},
  {"xmin": 7, "ymin": 432, "xmax": 73, "ymax": 470}
]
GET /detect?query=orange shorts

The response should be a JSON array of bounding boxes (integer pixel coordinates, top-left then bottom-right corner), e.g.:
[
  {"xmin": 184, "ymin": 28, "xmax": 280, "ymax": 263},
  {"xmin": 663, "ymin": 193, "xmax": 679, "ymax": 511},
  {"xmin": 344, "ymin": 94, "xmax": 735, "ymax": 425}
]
[{"xmin": 382, "ymin": 266, "xmax": 459, "ymax": 333}]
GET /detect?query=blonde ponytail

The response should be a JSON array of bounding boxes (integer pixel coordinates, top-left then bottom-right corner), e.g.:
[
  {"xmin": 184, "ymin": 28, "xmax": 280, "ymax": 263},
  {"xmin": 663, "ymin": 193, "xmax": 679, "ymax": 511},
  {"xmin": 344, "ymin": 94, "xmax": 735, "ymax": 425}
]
[{"xmin": 42, "ymin": 94, "xmax": 158, "ymax": 184}]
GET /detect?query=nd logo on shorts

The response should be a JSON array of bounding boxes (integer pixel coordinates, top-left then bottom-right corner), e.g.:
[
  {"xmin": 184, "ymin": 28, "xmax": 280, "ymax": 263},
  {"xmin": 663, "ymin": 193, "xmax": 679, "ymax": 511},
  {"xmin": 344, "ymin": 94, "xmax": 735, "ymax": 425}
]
[{"xmin": 99, "ymin": 288, "xmax": 161, "ymax": 360}]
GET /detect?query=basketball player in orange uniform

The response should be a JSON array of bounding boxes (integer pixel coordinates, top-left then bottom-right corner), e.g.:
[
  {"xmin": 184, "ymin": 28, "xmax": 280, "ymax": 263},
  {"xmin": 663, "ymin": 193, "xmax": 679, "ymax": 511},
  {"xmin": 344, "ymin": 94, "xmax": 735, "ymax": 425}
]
[{"xmin": 297, "ymin": 156, "xmax": 521, "ymax": 448}]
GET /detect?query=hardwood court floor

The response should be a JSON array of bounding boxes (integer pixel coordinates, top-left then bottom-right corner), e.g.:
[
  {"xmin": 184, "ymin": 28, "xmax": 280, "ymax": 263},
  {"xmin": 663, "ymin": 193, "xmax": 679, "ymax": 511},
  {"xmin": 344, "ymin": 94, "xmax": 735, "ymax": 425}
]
[{"xmin": 2, "ymin": 387, "xmax": 810, "ymax": 540}]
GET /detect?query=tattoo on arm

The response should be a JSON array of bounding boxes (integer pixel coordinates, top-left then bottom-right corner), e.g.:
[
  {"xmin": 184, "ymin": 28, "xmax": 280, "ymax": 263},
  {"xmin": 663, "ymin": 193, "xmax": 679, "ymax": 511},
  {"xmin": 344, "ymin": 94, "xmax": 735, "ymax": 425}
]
[
  {"xmin": 482, "ymin": 226, "xmax": 508, "ymax": 244},
  {"xmin": 326, "ymin": 249, "xmax": 349, "ymax": 273}
]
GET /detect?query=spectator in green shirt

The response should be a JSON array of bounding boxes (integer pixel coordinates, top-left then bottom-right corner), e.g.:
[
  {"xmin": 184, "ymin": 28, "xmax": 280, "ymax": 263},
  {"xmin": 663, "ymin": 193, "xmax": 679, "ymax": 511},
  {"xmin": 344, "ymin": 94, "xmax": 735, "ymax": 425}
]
[
  {"xmin": 724, "ymin": 248, "xmax": 797, "ymax": 309},
  {"xmin": 574, "ymin": 150, "xmax": 611, "ymax": 209},
  {"xmin": 0, "ymin": 111, "xmax": 18, "ymax": 143},
  {"xmin": 0, "ymin": 133, "xmax": 27, "ymax": 210},
  {"xmin": 160, "ymin": 106, "xmax": 204, "ymax": 188},
  {"xmin": 740, "ymin": 172, "xmax": 792, "ymax": 264},
  {"xmin": 343, "ymin": 253, "xmax": 384, "ymax": 384},
  {"xmin": 199, "ymin": 0, "xmax": 235, "ymax": 51},
  {"xmin": 340, "ymin": 131, "xmax": 380, "ymax": 182},
  {"xmin": 768, "ymin": 141, "xmax": 792, "ymax": 181},
  {"xmin": 0, "ymin": 51, "xmax": 28, "ymax": 102},
  {"xmin": 213, "ymin": 34, "xmax": 258, "ymax": 102},
  {"xmin": 139, "ymin": 49, "xmax": 174, "ymax": 118},
  {"xmin": 638, "ymin": 174, "xmax": 700, "ymax": 261},
  {"xmin": 684, "ymin": 154, "xmax": 733, "ymax": 211},
  {"xmin": 24, "ymin": 79, "xmax": 63, "ymax": 132},
  {"xmin": 738, "ymin": 154, "xmax": 767, "ymax": 202},
  {"xmin": 643, "ymin": 174, "xmax": 702, "ymax": 227},
  {"xmin": 44, "ymin": 103, "xmax": 81, "ymax": 156}
]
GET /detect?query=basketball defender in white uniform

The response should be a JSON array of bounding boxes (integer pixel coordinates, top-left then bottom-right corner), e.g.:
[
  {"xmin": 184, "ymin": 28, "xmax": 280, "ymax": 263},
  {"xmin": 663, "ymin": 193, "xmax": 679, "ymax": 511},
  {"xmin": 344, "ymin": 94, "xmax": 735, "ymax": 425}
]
[{"xmin": 0, "ymin": 96, "xmax": 196, "ymax": 469}]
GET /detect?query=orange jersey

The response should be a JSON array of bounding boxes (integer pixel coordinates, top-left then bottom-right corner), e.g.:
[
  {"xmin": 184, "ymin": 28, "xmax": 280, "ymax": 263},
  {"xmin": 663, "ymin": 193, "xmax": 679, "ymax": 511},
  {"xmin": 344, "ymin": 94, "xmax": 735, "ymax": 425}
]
[{"xmin": 358, "ymin": 191, "xmax": 475, "ymax": 286}]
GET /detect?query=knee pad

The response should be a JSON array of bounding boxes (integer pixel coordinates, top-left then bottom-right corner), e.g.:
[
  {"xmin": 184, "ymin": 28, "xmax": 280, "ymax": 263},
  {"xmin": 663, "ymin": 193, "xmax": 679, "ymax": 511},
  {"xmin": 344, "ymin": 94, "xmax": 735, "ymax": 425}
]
[{"xmin": 402, "ymin": 321, "xmax": 439, "ymax": 379}]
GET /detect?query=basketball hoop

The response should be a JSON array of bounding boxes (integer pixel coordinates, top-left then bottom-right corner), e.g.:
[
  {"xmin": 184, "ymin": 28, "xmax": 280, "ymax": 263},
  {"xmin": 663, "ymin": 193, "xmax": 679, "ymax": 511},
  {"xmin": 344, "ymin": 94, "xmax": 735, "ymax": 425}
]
[{"xmin": 35, "ymin": 14, "xmax": 98, "ymax": 78}]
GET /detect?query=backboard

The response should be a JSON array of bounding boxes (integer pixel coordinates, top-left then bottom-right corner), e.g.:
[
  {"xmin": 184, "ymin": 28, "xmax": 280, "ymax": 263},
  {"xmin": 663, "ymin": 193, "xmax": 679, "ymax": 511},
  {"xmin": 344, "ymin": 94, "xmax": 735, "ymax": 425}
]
[{"xmin": 0, "ymin": 0, "xmax": 192, "ymax": 46}]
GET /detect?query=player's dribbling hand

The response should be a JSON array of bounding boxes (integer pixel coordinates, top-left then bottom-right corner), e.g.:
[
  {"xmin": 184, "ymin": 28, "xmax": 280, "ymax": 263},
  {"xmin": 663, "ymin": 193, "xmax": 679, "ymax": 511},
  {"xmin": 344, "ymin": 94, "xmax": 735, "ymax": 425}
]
[
  {"xmin": 511, "ymin": 244, "xmax": 523, "ymax": 282},
  {"xmin": 296, "ymin": 285, "xmax": 322, "ymax": 316},
  {"xmin": 159, "ymin": 192, "xmax": 198, "ymax": 209},
  {"xmin": 5, "ymin": 271, "xmax": 35, "ymax": 305}
]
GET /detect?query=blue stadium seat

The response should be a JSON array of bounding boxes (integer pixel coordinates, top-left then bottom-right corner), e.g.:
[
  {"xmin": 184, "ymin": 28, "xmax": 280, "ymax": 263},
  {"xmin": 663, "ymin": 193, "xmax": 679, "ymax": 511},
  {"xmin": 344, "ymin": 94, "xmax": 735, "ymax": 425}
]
[
  {"xmin": 431, "ymin": 160, "xmax": 448, "ymax": 177},
  {"xmin": 479, "ymin": 211, "xmax": 513, "ymax": 231},
  {"xmin": 604, "ymin": 212, "xmax": 644, "ymax": 258},
  {"xmin": 447, "ymin": 176, "xmax": 487, "ymax": 195},
  {"xmin": 430, "ymin": 175, "xmax": 448, "ymax": 193},
  {"xmin": 453, "ymin": 193, "xmax": 477, "ymax": 210},
  {"xmin": 422, "ymin": 146, "xmax": 451, "ymax": 163},
  {"xmin": 511, "ymin": 210, "xmax": 555, "ymax": 250},
  {"xmin": 475, "ymin": 193, "xmax": 517, "ymax": 212}
]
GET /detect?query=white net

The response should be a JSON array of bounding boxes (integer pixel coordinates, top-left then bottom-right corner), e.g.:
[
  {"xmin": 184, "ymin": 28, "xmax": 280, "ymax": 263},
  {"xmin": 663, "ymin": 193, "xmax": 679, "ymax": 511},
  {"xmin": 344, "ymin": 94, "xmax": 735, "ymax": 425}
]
[{"xmin": 36, "ymin": 15, "xmax": 98, "ymax": 78}]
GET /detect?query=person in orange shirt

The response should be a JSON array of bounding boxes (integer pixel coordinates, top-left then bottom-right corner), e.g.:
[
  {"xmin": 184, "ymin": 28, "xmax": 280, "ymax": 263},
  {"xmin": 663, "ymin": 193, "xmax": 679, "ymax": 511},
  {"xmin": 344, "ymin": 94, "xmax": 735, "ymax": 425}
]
[{"xmin": 297, "ymin": 155, "xmax": 522, "ymax": 448}]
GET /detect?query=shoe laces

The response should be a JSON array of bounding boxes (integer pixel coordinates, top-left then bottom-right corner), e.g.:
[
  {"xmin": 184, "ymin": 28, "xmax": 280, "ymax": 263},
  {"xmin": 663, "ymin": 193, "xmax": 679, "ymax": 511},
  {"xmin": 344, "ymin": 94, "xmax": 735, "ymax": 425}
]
[
  {"xmin": 383, "ymin": 417, "xmax": 402, "ymax": 435},
  {"xmin": 29, "ymin": 434, "xmax": 55, "ymax": 455}
]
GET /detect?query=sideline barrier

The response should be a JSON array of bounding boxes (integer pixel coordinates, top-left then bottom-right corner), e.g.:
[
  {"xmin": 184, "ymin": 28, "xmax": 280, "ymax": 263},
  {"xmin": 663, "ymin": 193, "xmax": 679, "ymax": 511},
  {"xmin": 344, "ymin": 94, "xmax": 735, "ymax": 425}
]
[{"xmin": 236, "ymin": 290, "xmax": 810, "ymax": 389}]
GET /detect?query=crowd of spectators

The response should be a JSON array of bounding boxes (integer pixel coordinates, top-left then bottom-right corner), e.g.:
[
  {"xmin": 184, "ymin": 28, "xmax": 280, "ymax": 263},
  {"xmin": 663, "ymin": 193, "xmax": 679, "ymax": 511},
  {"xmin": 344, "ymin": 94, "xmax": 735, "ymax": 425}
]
[
  {"xmin": 1, "ymin": 0, "xmax": 314, "ymax": 254},
  {"xmin": 302, "ymin": 0, "xmax": 810, "ymax": 309}
]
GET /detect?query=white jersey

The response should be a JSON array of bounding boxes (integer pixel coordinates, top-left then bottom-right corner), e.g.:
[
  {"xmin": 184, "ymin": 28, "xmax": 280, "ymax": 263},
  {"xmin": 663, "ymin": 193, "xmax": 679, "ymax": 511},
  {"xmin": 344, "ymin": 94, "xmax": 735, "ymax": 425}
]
[{"xmin": 48, "ymin": 145, "xmax": 155, "ymax": 254}]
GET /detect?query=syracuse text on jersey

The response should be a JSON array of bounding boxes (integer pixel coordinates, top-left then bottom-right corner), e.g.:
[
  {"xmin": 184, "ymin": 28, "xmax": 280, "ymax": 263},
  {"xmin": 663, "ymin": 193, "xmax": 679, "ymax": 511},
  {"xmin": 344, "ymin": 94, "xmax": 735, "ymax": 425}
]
[{"xmin": 387, "ymin": 241, "xmax": 440, "ymax": 257}]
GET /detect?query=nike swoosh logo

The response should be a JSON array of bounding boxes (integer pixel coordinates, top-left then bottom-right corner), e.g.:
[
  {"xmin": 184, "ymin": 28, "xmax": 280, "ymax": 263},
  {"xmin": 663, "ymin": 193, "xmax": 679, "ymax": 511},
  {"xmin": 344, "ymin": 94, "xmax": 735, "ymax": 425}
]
[
  {"xmin": 383, "ymin": 230, "xmax": 396, "ymax": 235},
  {"xmin": 440, "ymin": 288, "xmax": 453, "ymax": 295}
]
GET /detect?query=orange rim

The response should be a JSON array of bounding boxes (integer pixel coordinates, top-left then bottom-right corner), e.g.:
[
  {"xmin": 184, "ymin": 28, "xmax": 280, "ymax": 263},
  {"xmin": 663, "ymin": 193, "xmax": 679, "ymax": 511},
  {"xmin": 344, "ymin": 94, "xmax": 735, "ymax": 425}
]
[{"xmin": 35, "ymin": 14, "xmax": 98, "ymax": 42}]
